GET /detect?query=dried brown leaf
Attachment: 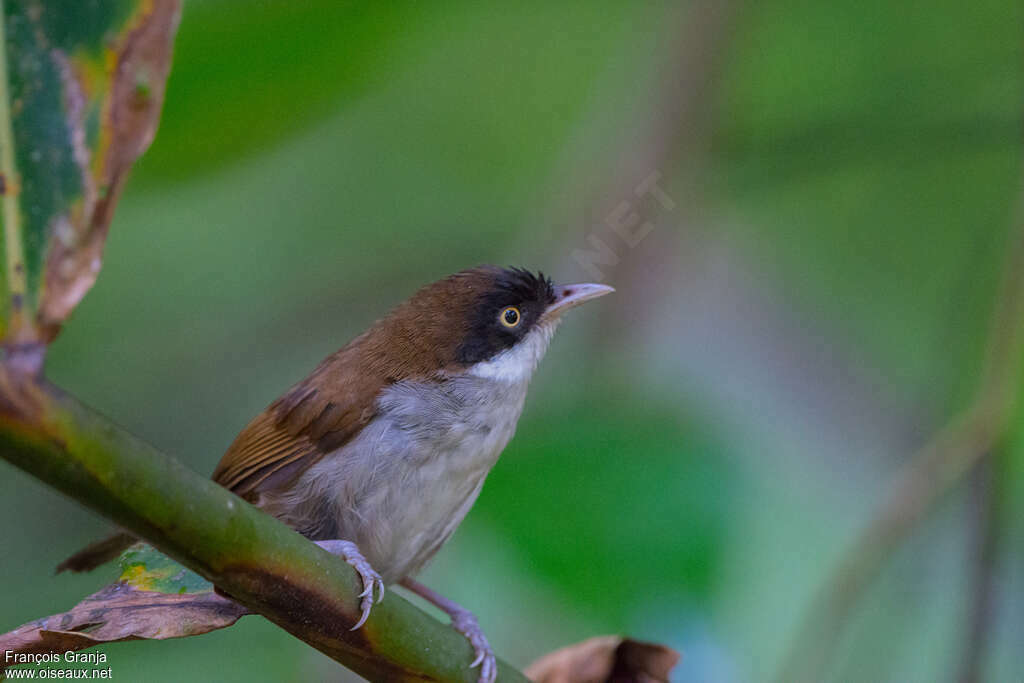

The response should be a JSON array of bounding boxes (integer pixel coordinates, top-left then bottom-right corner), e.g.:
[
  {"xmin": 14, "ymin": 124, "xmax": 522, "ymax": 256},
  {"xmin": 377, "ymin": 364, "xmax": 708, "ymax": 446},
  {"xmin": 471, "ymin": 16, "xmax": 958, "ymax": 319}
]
[
  {"xmin": 525, "ymin": 636, "xmax": 680, "ymax": 683},
  {"xmin": 0, "ymin": 581, "xmax": 248, "ymax": 671}
]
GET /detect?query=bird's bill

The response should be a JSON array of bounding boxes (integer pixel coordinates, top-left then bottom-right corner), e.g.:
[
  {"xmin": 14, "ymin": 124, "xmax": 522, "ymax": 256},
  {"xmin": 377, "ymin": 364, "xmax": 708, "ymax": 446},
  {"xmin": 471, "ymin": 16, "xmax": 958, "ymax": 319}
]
[{"xmin": 543, "ymin": 283, "xmax": 615, "ymax": 320}]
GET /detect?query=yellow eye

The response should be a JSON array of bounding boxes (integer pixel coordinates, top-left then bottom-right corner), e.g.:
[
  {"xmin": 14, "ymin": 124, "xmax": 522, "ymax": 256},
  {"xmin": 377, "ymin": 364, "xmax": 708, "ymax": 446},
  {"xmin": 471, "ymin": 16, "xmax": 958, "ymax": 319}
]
[{"xmin": 499, "ymin": 306, "xmax": 521, "ymax": 328}]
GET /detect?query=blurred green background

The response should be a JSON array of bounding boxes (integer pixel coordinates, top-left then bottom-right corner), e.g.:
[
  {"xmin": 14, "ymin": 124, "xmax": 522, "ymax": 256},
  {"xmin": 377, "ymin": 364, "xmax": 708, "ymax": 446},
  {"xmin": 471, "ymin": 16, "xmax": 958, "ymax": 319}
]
[{"xmin": 3, "ymin": 0, "xmax": 1023, "ymax": 681}]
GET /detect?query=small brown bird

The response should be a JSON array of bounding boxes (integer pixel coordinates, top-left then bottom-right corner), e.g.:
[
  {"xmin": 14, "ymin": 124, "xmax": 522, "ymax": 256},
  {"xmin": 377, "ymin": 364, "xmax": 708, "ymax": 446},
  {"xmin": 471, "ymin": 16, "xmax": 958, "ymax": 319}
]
[{"xmin": 59, "ymin": 265, "xmax": 612, "ymax": 682}]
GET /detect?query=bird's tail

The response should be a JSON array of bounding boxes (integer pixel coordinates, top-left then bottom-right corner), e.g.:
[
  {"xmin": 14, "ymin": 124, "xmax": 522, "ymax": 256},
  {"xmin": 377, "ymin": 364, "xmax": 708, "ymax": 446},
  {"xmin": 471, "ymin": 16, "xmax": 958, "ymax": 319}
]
[{"xmin": 56, "ymin": 532, "xmax": 136, "ymax": 573}]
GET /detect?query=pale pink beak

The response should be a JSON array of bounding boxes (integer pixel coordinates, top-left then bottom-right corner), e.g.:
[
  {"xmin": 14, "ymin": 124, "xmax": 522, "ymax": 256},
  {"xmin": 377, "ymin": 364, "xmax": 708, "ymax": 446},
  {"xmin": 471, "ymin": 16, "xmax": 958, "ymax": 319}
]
[{"xmin": 543, "ymin": 283, "xmax": 615, "ymax": 320}]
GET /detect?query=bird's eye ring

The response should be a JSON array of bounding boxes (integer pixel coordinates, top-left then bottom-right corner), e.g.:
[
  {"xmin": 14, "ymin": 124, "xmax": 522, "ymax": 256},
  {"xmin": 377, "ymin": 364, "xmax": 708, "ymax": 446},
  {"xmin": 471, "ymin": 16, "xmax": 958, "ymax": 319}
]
[{"xmin": 499, "ymin": 306, "xmax": 521, "ymax": 328}]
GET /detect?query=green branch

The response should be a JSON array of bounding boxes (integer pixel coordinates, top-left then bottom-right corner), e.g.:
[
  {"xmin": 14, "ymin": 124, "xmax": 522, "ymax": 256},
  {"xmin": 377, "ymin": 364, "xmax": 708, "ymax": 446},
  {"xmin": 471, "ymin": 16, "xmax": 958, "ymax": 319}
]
[{"xmin": 0, "ymin": 366, "xmax": 529, "ymax": 683}]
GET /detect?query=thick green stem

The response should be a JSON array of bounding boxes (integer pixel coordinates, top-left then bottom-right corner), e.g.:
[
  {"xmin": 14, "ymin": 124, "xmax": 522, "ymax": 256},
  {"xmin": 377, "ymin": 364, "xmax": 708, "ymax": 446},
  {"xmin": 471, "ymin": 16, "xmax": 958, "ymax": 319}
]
[{"xmin": 0, "ymin": 367, "xmax": 528, "ymax": 683}]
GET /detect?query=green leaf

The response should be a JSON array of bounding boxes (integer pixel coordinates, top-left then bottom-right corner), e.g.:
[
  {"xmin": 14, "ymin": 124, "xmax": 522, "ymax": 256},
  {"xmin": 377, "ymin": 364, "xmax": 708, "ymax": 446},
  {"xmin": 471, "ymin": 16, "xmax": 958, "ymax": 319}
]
[
  {"xmin": 0, "ymin": 0, "xmax": 179, "ymax": 347},
  {"xmin": 118, "ymin": 543, "xmax": 213, "ymax": 595}
]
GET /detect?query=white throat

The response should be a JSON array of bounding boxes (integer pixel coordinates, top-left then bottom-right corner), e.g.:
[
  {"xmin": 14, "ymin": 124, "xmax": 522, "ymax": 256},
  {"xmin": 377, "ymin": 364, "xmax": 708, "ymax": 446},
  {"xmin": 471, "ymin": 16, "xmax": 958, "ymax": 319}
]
[{"xmin": 465, "ymin": 320, "xmax": 560, "ymax": 383}]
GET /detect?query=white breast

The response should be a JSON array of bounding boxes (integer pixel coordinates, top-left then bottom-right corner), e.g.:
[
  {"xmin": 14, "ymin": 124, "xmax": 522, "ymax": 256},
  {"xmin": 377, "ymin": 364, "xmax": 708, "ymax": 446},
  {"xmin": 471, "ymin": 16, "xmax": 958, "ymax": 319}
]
[
  {"xmin": 260, "ymin": 323, "xmax": 559, "ymax": 583},
  {"xmin": 262, "ymin": 374, "xmax": 531, "ymax": 583}
]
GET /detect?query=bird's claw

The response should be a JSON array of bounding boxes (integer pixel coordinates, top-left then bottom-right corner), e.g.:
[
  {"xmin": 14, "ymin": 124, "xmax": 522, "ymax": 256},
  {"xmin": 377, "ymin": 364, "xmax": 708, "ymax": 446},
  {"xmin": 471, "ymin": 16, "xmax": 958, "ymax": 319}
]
[
  {"xmin": 451, "ymin": 609, "xmax": 496, "ymax": 683},
  {"xmin": 357, "ymin": 577, "xmax": 385, "ymax": 603},
  {"xmin": 350, "ymin": 568, "xmax": 384, "ymax": 630},
  {"xmin": 314, "ymin": 539, "xmax": 384, "ymax": 630}
]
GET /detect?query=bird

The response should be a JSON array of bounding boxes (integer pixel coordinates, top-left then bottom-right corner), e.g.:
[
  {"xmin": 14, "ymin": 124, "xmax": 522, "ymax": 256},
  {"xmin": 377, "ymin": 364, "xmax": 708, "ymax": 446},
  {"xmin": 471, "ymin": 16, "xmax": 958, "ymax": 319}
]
[{"xmin": 58, "ymin": 265, "xmax": 613, "ymax": 683}]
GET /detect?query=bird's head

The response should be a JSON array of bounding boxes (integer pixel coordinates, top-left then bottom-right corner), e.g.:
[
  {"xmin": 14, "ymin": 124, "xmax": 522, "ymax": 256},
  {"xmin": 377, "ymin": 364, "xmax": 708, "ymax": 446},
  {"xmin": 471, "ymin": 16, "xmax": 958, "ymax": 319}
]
[{"xmin": 365, "ymin": 266, "xmax": 613, "ymax": 384}]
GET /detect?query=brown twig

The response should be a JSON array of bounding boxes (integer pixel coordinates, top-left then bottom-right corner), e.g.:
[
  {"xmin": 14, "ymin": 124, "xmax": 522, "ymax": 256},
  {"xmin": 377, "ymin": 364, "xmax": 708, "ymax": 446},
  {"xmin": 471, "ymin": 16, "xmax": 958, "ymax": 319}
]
[
  {"xmin": 550, "ymin": 0, "xmax": 737, "ymax": 295},
  {"xmin": 598, "ymin": 0, "xmax": 737, "ymax": 335},
  {"xmin": 776, "ymin": 180, "xmax": 1024, "ymax": 682},
  {"xmin": 955, "ymin": 456, "xmax": 1003, "ymax": 683}
]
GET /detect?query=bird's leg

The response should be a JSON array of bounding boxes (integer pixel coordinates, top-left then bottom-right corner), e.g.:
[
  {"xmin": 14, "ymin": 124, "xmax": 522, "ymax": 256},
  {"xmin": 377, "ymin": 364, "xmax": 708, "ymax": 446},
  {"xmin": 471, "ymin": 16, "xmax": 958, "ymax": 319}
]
[
  {"xmin": 400, "ymin": 578, "xmax": 496, "ymax": 683},
  {"xmin": 314, "ymin": 540, "xmax": 385, "ymax": 630}
]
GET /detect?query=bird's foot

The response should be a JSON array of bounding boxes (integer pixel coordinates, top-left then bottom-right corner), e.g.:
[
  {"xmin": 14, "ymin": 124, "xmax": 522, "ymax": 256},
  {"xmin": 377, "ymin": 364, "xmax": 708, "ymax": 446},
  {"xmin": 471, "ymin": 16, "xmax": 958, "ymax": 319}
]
[
  {"xmin": 314, "ymin": 539, "xmax": 385, "ymax": 630},
  {"xmin": 400, "ymin": 578, "xmax": 496, "ymax": 683},
  {"xmin": 450, "ymin": 606, "xmax": 496, "ymax": 683}
]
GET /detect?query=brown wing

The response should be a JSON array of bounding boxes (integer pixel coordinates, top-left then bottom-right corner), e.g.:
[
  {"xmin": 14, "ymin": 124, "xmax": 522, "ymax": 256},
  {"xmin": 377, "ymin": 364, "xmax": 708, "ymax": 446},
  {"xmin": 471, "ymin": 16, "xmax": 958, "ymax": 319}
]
[
  {"xmin": 212, "ymin": 348, "xmax": 387, "ymax": 498},
  {"xmin": 213, "ymin": 268, "xmax": 498, "ymax": 497}
]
